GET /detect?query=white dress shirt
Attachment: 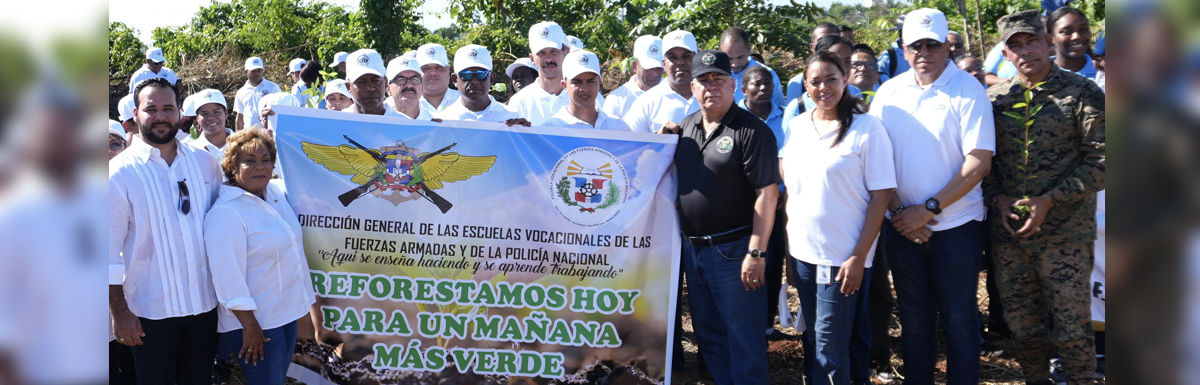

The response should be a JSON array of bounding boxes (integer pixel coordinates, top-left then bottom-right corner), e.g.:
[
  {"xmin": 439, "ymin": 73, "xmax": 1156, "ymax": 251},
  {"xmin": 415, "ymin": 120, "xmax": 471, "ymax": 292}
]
[
  {"xmin": 782, "ymin": 112, "xmax": 896, "ymax": 268},
  {"xmin": 421, "ymin": 88, "xmax": 461, "ymax": 113},
  {"xmin": 234, "ymin": 79, "xmax": 282, "ymax": 130},
  {"xmin": 622, "ymin": 82, "xmax": 700, "ymax": 133},
  {"xmin": 127, "ymin": 65, "xmax": 178, "ymax": 94},
  {"xmin": 205, "ymin": 182, "xmax": 315, "ymax": 333},
  {"xmin": 385, "ymin": 105, "xmax": 434, "ymax": 120},
  {"xmin": 868, "ymin": 63, "xmax": 996, "ymax": 231},
  {"xmin": 109, "ymin": 139, "xmax": 222, "ymax": 320},
  {"xmin": 435, "ymin": 96, "xmax": 521, "ymax": 123},
  {"xmin": 187, "ymin": 129, "xmax": 234, "ymax": 160},
  {"xmin": 602, "ymin": 78, "xmax": 649, "ymax": 119},
  {"xmin": 507, "ymin": 81, "xmax": 605, "ymax": 126},
  {"xmin": 542, "ymin": 108, "xmax": 630, "ymax": 131}
]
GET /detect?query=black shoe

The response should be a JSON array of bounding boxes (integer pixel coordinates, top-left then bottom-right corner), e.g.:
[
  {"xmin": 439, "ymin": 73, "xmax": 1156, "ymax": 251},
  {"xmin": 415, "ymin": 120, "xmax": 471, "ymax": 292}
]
[{"xmin": 984, "ymin": 322, "xmax": 1014, "ymax": 341}]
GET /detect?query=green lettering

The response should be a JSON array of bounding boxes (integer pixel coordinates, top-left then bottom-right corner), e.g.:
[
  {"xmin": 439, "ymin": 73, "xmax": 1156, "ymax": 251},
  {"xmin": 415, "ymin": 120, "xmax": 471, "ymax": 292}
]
[
  {"xmin": 384, "ymin": 310, "xmax": 412, "ymax": 335},
  {"xmin": 362, "ymin": 309, "xmax": 385, "ymax": 333},
  {"xmin": 372, "ymin": 343, "xmax": 402, "ymax": 368}
]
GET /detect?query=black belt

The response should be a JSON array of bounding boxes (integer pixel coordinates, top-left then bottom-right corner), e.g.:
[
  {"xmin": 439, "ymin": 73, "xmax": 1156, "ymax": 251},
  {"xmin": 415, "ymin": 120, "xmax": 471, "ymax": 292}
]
[{"xmin": 684, "ymin": 225, "xmax": 752, "ymax": 247}]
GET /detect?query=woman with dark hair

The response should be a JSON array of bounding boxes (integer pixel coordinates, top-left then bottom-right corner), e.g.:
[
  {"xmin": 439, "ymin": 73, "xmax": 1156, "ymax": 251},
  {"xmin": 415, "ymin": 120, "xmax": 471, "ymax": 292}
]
[
  {"xmin": 780, "ymin": 51, "xmax": 896, "ymax": 385},
  {"xmin": 291, "ymin": 60, "xmax": 327, "ymax": 109},
  {"xmin": 1047, "ymin": 6, "xmax": 1096, "ymax": 78}
]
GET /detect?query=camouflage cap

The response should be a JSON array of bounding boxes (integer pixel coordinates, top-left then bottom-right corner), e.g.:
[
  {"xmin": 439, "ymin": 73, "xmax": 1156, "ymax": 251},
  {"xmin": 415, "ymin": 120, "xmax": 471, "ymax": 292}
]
[{"xmin": 997, "ymin": 10, "xmax": 1045, "ymax": 46}]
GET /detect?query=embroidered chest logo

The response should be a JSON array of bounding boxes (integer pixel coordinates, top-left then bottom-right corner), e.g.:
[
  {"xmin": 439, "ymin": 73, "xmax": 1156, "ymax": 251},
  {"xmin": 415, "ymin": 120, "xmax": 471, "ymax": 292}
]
[{"xmin": 715, "ymin": 136, "xmax": 734, "ymax": 154}]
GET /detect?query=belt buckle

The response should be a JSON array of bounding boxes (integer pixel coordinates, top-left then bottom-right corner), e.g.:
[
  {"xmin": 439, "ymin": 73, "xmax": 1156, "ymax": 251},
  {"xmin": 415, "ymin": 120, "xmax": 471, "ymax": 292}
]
[{"xmin": 700, "ymin": 235, "xmax": 713, "ymax": 247}]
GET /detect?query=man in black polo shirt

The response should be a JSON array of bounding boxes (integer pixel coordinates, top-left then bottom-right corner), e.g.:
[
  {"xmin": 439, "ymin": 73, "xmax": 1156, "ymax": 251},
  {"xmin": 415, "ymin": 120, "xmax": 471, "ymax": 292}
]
[{"xmin": 671, "ymin": 49, "xmax": 780, "ymax": 385}]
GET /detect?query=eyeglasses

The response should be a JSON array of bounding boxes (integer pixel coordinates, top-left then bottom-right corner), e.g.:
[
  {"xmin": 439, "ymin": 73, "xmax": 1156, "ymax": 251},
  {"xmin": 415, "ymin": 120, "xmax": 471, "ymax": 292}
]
[
  {"xmin": 906, "ymin": 40, "xmax": 944, "ymax": 54},
  {"xmin": 850, "ymin": 61, "xmax": 878, "ymax": 70},
  {"xmin": 178, "ymin": 179, "xmax": 191, "ymax": 215},
  {"xmin": 457, "ymin": 70, "xmax": 491, "ymax": 82},
  {"xmin": 391, "ymin": 75, "xmax": 423, "ymax": 86},
  {"xmin": 109, "ymin": 139, "xmax": 127, "ymax": 152}
]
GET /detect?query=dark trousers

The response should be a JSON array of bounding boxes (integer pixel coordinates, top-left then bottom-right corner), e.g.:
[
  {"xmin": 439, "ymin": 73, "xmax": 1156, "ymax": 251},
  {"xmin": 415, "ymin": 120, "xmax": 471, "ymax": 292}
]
[
  {"xmin": 868, "ymin": 242, "xmax": 895, "ymax": 366},
  {"xmin": 884, "ymin": 220, "xmax": 983, "ymax": 385},
  {"xmin": 110, "ymin": 341, "xmax": 137, "ymax": 385},
  {"xmin": 765, "ymin": 207, "xmax": 787, "ymax": 326},
  {"xmin": 131, "ymin": 309, "xmax": 220, "ymax": 385}
]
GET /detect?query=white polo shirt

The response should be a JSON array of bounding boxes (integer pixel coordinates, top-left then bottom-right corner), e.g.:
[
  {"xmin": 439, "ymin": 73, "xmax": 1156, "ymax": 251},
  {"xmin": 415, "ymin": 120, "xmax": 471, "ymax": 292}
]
[
  {"xmin": 384, "ymin": 105, "xmax": 434, "ymax": 120},
  {"xmin": 386, "ymin": 96, "xmax": 437, "ymax": 116},
  {"xmin": 542, "ymin": 108, "xmax": 630, "ymax": 131},
  {"xmin": 233, "ymin": 79, "xmax": 282, "ymax": 130},
  {"xmin": 602, "ymin": 78, "xmax": 649, "ymax": 119},
  {"xmin": 782, "ymin": 112, "xmax": 896, "ymax": 268},
  {"xmin": 421, "ymin": 88, "xmax": 461, "ymax": 113},
  {"xmin": 187, "ymin": 129, "xmax": 234, "ymax": 160},
  {"xmin": 868, "ymin": 63, "xmax": 995, "ymax": 231},
  {"xmin": 622, "ymin": 82, "xmax": 700, "ymax": 134},
  {"xmin": 127, "ymin": 65, "xmax": 179, "ymax": 94},
  {"xmin": 507, "ymin": 81, "xmax": 605, "ymax": 126},
  {"xmin": 435, "ymin": 96, "xmax": 521, "ymax": 123}
]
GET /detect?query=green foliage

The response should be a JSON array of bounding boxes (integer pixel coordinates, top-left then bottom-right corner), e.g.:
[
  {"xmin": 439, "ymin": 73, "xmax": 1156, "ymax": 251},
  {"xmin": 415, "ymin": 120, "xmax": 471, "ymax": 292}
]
[
  {"xmin": 1006, "ymin": 81, "xmax": 1045, "ymax": 216},
  {"xmin": 358, "ymin": 0, "xmax": 429, "ymax": 59},
  {"xmin": 109, "ymin": 22, "xmax": 145, "ymax": 80}
]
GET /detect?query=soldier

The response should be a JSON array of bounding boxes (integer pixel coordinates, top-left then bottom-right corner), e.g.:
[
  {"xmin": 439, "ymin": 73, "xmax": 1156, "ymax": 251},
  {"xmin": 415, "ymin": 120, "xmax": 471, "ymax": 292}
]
[{"xmin": 984, "ymin": 10, "xmax": 1105, "ymax": 385}]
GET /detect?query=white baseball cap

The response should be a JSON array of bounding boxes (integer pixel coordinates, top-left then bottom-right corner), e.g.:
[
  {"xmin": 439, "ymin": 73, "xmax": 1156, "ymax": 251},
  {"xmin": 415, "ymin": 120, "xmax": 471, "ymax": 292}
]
[
  {"xmin": 108, "ymin": 120, "xmax": 127, "ymax": 141},
  {"xmin": 902, "ymin": 8, "xmax": 949, "ymax": 46},
  {"xmin": 289, "ymin": 58, "xmax": 307, "ymax": 73},
  {"xmin": 186, "ymin": 89, "xmax": 227, "ymax": 116},
  {"xmin": 633, "ymin": 35, "xmax": 664, "ymax": 70},
  {"xmin": 259, "ymin": 92, "xmax": 300, "ymax": 112},
  {"xmin": 416, "ymin": 43, "xmax": 450, "ymax": 67},
  {"xmin": 118, "ymin": 94, "xmax": 136, "ymax": 122},
  {"xmin": 454, "ymin": 44, "xmax": 493, "ymax": 73},
  {"xmin": 528, "ymin": 21, "xmax": 568, "ymax": 54},
  {"xmin": 146, "ymin": 47, "xmax": 166, "ymax": 63},
  {"xmin": 245, "ymin": 56, "xmax": 265, "ymax": 71},
  {"xmin": 505, "ymin": 58, "xmax": 537, "ymax": 77},
  {"xmin": 386, "ymin": 56, "xmax": 422, "ymax": 82},
  {"xmin": 562, "ymin": 50, "xmax": 601, "ymax": 81},
  {"xmin": 328, "ymin": 51, "xmax": 349, "ymax": 67},
  {"xmin": 346, "ymin": 49, "xmax": 386, "ymax": 83},
  {"xmin": 181, "ymin": 94, "xmax": 199, "ymax": 117},
  {"xmin": 662, "ymin": 30, "xmax": 698, "ymax": 54},
  {"xmin": 324, "ymin": 79, "xmax": 354, "ymax": 100},
  {"xmin": 566, "ymin": 35, "xmax": 584, "ymax": 51}
]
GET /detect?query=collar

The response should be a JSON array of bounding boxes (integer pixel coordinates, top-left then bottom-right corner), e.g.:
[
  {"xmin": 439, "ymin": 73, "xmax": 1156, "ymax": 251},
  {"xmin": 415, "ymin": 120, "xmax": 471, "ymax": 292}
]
[
  {"xmin": 1051, "ymin": 55, "xmax": 1095, "ymax": 76},
  {"xmin": 126, "ymin": 136, "xmax": 184, "ymax": 163},
  {"xmin": 552, "ymin": 108, "xmax": 610, "ymax": 128},
  {"xmin": 687, "ymin": 104, "xmax": 742, "ymax": 143},
  {"xmin": 217, "ymin": 182, "xmax": 278, "ymax": 203},
  {"xmin": 899, "ymin": 60, "xmax": 960, "ymax": 89},
  {"xmin": 1000, "ymin": 64, "xmax": 1070, "ymax": 94},
  {"xmin": 192, "ymin": 129, "xmax": 234, "ymax": 149},
  {"xmin": 736, "ymin": 99, "xmax": 782, "ymax": 121}
]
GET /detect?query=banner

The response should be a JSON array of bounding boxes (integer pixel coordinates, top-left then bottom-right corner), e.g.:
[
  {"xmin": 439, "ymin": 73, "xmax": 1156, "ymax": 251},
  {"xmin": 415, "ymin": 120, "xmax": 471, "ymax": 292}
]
[{"xmin": 273, "ymin": 106, "xmax": 680, "ymax": 384}]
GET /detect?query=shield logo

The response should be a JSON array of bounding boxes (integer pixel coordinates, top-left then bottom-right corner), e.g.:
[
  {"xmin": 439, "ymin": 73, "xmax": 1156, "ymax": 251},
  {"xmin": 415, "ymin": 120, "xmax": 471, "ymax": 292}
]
[
  {"xmin": 260, "ymin": 90, "xmax": 269, "ymax": 96},
  {"xmin": 425, "ymin": 47, "xmax": 436, "ymax": 57},
  {"xmin": 920, "ymin": 16, "xmax": 933, "ymax": 26},
  {"xmin": 702, "ymin": 53, "xmax": 716, "ymax": 66},
  {"xmin": 539, "ymin": 28, "xmax": 550, "ymax": 38},
  {"xmin": 578, "ymin": 55, "xmax": 589, "ymax": 65},
  {"xmin": 468, "ymin": 49, "xmax": 479, "ymax": 59},
  {"xmin": 356, "ymin": 54, "xmax": 369, "ymax": 65},
  {"xmin": 205, "ymin": 91, "xmax": 215, "ymax": 98},
  {"xmin": 715, "ymin": 136, "xmax": 734, "ymax": 154},
  {"xmin": 649, "ymin": 45, "xmax": 659, "ymax": 55}
]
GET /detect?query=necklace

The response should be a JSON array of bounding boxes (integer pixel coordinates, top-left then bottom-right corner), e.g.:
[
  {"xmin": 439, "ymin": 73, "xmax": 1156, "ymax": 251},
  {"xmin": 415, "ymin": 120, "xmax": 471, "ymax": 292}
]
[{"xmin": 809, "ymin": 112, "xmax": 839, "ymax": 137}]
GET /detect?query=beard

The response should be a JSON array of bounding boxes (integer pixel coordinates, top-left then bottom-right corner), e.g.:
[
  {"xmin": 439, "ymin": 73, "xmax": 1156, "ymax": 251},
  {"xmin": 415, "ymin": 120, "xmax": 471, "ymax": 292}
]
[{"xmin": 139, "ymin": 120, "xmax": 180, "ymax": 145}]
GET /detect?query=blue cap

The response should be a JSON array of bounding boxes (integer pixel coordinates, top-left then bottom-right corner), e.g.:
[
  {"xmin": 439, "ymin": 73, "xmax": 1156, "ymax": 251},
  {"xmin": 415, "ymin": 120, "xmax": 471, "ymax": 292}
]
[
  {"xmin": 1093, "ymin": 31, "xmax": 1105, "ymax": 56},
  {"xmin": 1041, "ymin": 0, "xmax": 1072, "ymax": 14}
]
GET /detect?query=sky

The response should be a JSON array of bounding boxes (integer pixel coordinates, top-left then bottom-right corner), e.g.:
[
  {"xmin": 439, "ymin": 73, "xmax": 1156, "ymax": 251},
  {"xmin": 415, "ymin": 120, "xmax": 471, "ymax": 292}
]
[{"xmin": 111, "ymin": 0, "xmax": 849, "ymax": 46}]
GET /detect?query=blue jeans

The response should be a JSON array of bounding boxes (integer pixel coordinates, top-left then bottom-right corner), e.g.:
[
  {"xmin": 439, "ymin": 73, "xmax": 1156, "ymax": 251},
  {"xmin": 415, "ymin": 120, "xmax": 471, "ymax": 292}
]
[
  {"xmin": 793, "ymin": 259, "xmax": 872, "ymax": 385},
  {"xmin": 221, "ymin": 320, "xmax": 298, "ymax": 385},
  {"xmin": 681, "ymin": 232, "xmax": 768, "ymax": 385},
  {"xmin": 884, "ymin": 220, "xmax": 983, "ymax": 385}
]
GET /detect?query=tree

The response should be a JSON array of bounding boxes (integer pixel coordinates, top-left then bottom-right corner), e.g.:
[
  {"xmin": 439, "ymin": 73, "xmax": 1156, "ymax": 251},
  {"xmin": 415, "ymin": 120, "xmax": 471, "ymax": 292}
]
[
  {"xmin": 109, "ymin": 22, "xmax": 145, "ymax": 81},
  {"xmin": 358, "ymin": 0, "xmax": 430, "ymax": 59}
]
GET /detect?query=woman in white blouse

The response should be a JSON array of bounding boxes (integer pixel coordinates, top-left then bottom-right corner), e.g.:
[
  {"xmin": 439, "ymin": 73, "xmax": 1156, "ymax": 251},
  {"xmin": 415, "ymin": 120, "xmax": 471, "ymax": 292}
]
[
  {"xmin": 780, "ymin": 51, "xmax": 897, "ymax": 385},
  {"xmin": 204, "ymin": 128, "xmax": 315, "ymax": 384}
]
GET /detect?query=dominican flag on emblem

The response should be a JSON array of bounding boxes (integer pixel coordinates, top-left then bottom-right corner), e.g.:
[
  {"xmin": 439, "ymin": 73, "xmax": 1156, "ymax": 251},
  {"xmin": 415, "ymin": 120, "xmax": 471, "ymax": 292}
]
[{"xmin": 573, "ymin": 177, "xmax": 604, "ymax": 203}]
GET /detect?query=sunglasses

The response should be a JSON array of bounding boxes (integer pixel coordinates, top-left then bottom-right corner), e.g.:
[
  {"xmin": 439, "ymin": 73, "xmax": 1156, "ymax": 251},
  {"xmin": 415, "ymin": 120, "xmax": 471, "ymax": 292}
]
[
  {"xmin": 178, "ymin": 179, "xmax": 191, "ymax": 215},
  {"xmin": 457, "ymin": 69, "xmax": 491, "ymax": 82},
  {"xmin": 850, "ymin": 61, "xmax": 878, "ymax": 70},
  {"xmin": 390, "ymin": 74, "xmax": 423, "ymax": 86},
  {"xmin": 906, "ymin": 40, "xmax": 944, "ymax": 53},
  {"xmin": 109, "ymin": 139, "xmax": 127, "ymax": 152}
]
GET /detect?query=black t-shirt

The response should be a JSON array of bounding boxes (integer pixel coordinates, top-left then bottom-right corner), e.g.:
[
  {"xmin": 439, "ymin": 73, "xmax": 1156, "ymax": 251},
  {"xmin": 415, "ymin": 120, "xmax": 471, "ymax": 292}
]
[{"xmin": 675, "ymin": 105, "xmax": 782, "ymax": 236}]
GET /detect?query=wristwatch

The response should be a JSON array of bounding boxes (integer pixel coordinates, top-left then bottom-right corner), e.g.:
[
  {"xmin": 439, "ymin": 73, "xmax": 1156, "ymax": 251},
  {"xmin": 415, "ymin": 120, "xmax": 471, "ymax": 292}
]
[
  {"xmin": 891, "ymin": 206, "xmax": 906, "ymax": 217},
  {"xmin": 747, "ymin": 248, "xmax": 764, "ymax": 259},
  {"xmin": 924, "ymin": 198, "xmax": 942, "ymax": 215}
]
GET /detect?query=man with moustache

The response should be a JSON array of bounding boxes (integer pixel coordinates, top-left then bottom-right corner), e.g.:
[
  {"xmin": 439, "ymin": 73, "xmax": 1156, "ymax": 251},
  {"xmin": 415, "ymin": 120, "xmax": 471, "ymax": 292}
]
[
  {"xmin": 984, "ymin": 10, "xmax": 1105, "ymax": 385},
  {"xmin": 109, "ymin": 78, "xmax": 223, "ymax": 385},
  {"xmin": 622, "ymin": 30, "xmax": 700, "ymax": 134},
  {"xmin": 343, "ymin": 49, "xmax": 389, "ymax": 115},
  {"xmin": 435, "ymin": 45, "xmax": 529, "ymax": 126},
  {"xmin": 602, "ymin": 35, "xmax": 664, "ymax": 119},
  {"xmin": 869, "ymin": 8, "xmax": 995, "ymax": 384},
  {"xmin": 670, "ymin": 49, "xmax": 779, "ymax": 385},
  {"xmin": 385, "ymin": 55, "xmax": 434, "ymax": 120},
  {"xmin": 719, "ymin": 27, "xmax": 784, "ymax": 106},
  {"xmin": 542, "ymin": 50, "xmax": 630, "ymax": 131},
  {"xmin": 415, "ymin": 43, "xmax": 461, "ymax": 114},
  {"xmin": 507, "ymin": 21, "xmax": 581, "ymax": 125}
]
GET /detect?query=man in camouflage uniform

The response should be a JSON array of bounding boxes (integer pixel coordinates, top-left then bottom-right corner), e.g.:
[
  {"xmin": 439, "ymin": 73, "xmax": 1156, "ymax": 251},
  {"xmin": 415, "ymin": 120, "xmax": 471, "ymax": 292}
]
[{"xmin": 983, "ymin": 10, "xmax": 1105, "ymax": 385}]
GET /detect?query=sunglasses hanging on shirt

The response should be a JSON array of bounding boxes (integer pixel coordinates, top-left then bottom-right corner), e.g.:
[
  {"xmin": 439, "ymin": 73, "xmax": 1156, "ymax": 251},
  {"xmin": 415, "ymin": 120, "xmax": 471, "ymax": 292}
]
[{"xmin": 178, "ymin": 179, "xmax": 191, "ymax": 215}]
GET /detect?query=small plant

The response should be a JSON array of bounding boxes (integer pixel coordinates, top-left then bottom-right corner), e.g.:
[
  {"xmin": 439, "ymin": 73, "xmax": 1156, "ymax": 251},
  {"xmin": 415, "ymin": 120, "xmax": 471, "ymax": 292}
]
[{"xmin": 1000, "ymin": 81, "xmax": 1045, "ymax": 223}]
